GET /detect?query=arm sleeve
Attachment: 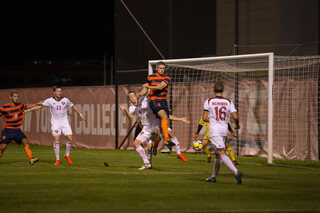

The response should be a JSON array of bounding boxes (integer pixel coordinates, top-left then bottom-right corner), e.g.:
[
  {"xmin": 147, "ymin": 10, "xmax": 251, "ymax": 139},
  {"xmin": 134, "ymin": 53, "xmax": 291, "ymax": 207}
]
[
  {"xmin": 230, "ymin": 101, "xmax": 237, "ymax": 113},
  {"xmin": 65, "ymin": 98, "xmax": 74, "ymax": 108},
  {"xmin": 42, "ymin": 99, "xmax": 50, "ymax": 107},
  {"xmin": 203, "ymin": 99, "xmax": 209, "ymax": 111},
  {"xmin": 129, "ymin": 105, "xmax": 136, "ymax": 115}
]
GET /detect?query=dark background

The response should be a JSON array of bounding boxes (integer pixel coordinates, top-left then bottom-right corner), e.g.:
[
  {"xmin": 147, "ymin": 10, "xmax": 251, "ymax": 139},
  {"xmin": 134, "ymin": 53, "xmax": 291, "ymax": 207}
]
[{"xmin": 0, "ymin": 0, "xmax": 319, "ymax": 89}]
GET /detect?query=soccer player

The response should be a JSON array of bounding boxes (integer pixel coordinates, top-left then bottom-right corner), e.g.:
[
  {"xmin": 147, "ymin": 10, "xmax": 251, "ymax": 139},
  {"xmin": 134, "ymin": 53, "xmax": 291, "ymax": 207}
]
[
  {"xmin": 0, "ymin": 92, "xmax": 39, "ymax": 165},
  {"xmin": 194, "ymin": 116, "xmax": 238, "ymax": 164},
  {"xmin": 27, "ymin": 86, "xmax": 86, "ymax": 165},
  {"xmin": 119, "ymin": 91, "xmax": 188, "ymax": 170},
  {"xmin": 137, "ymin": 61, "xmax": 171, "ymax": 144},
  {"xmin": 202, "ymin": 82, "xmax": 242, "ymax": 184}
]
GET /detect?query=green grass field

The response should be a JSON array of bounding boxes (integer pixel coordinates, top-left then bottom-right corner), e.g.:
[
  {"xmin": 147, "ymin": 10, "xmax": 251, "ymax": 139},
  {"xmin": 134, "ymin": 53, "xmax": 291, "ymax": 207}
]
[{"xmin": 1, "ymin": 144, "xmax": 320, "ymax": 213}]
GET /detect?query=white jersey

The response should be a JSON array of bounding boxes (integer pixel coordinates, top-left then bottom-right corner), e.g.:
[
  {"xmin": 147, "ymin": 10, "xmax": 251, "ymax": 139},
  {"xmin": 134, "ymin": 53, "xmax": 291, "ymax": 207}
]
[
  {"xmin": 203, "ymin": 96, "xmax": 237, "ymax": 137},
  {"xmin": 129, "ymin": 96, "xmax": 160, "ymax": 132},
  {"xmin": 42, "ymin": 97, "xmax": 74, "ymax": 124}
]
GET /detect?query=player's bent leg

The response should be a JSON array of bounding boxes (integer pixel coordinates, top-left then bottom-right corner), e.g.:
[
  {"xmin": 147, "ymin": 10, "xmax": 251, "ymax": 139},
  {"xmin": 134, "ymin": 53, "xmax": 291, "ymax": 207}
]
[
  {"xmin": 158, "ymin": 110, "xmax": 169, "ymax": 142},
  {"xmin": 152, "ymin": 136, "xmax": 161, "ymax": 156},
  {"xmin": 170, "ymin": 135, "xmax": 188, "ymax": 162},
  {"xmin": 225, "ymin": 142, "xmax": 238, "ymax": 165},
  {"xmin": 21, "ymin": 138, "xmax": 39, "ymax": 164},
  {"xmin": 134, "ymin": 138, "xmax": 151, "ymax": 169}
]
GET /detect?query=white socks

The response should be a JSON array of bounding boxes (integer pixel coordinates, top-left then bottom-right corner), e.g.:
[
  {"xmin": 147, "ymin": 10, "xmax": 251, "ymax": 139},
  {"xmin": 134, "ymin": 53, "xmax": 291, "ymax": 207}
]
[
  {"xmin": 170, "ymin": 137, "xmax": 181, "ymax": 155},
  {"xmin": 135, "ymin": 145, "xmax": 149, "ymax": 164},
  {"xmin": 212, "ymin": 157, "xmax": 222, "ymax": 177},
  {"xmin": 221, "ymin": 154, "xmax": 238, "ymax": 175},
  {"xmin": 66, "ymin": 141, "xmax": 72, "ymax": 156},
  {"xmin": 53, "ymin": 141, "xmax": 60, "ymax": 160}
]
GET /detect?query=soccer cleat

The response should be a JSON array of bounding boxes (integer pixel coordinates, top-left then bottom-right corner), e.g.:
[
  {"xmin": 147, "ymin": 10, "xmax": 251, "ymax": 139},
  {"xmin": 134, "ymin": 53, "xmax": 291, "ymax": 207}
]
[
  {"xmin": 235, "ymin": 171, "xmax": 242, "ymax": 184},
  {"xmin": 29, "ymin": 157, "xmax": 39, "ymax": 165},
  {"xmin": 55, "ymin": 160, "xmax": 62, "ymax": 165},
  {"xmin": 206, "ymin": 177, "xmax": 216, "ymax": 183},
  {"xmin": 64, "ymin": 155, "xmax": 73, "ymax": 164},
  {"xmin": 138, "ymin": 163, "xmax": 152, "ymax": 170},
  {"xmin": 233, "ymin": 160, "xmax": 239, "ymax": 165},
  {"xmin": 164, "ymin": 140, "xmax": 175, "ymax": 147},
  {"xmin": 177, "ymin": 154, "xmax": 188, "ymax": 162},
  {"xmin": 160, "ymin": 147, "xmax": 172, "ymax": 154},
  {"xmin": 206, "ymin": 156, "xmax": 211, "ymax": 163}
]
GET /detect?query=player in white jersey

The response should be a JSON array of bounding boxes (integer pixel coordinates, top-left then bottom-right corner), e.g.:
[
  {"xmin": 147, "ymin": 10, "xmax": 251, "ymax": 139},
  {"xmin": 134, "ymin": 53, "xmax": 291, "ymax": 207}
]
[
  {"xmin": 119, "ymin": 91, "xmax": 189, "ymax": 170},
  {"xmin": 28, "ymin": 86, "xmax": 86, "ymax": 165},
  {"xmin": 202, "ymin": 82, "xmax": 242, "ymax": 184}
]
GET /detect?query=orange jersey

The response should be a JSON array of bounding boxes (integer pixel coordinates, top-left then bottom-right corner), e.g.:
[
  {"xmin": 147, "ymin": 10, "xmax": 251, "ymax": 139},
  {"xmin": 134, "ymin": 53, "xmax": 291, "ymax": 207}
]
[
  {"xmin": 147, "ymin": 73, "xmax": 171, "ymax": 100},
  {"xmin": 0, "ymin": 103, "xmax": 26, "ymax": 129}
]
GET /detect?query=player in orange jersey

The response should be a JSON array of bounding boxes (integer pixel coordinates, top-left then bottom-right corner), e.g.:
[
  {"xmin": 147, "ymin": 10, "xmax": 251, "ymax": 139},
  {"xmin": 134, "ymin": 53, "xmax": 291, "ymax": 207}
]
[
  {"xmin": 138, "ymin": 61, "xmax": 171, "ymax": 144},
  {"xmin": 0, "ymin": 92, "xmax": 39, "ymax": 165}
]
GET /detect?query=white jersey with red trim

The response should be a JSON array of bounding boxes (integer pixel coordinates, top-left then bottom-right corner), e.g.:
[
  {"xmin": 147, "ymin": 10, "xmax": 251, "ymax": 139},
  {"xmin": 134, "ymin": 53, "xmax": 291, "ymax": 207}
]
[
  {"xmin": 42, "ymin": 97, "xmax": 74, "ymax": 124},
  {"xmin": 129, "ymin": 96, "xmax": 160, "ymax": 132},
  {"xmin": 203, "ymin": 96, "xmax": 237, "ymax": 137}
]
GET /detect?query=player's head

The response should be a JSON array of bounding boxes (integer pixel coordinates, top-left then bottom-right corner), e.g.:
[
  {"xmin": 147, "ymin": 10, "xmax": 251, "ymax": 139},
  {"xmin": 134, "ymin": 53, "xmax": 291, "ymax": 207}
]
[
  {"xmin": 156, "ymin": 61, "xmax": 166, "ymax": 75},
  {"xmin": 9, "ymin": 92, "xmax": 19, "ymax": 104},
  {"xmin": 128, "ymin": 91, "xmax": 138, "ymax": 105},
  {"xmin": 214, "ymin": 82, "xmax": 224, "ymax": 93},
  {"xmin": 53, "ymin": 86, "xmax": 62, "ymax": 98}
]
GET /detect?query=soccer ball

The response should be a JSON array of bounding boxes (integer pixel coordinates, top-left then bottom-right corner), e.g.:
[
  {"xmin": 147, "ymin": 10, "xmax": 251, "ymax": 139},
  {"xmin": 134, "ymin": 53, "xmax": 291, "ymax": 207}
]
[{"xmin": 193, "ymin": 139, "xmax": 204, "ymax": 151}]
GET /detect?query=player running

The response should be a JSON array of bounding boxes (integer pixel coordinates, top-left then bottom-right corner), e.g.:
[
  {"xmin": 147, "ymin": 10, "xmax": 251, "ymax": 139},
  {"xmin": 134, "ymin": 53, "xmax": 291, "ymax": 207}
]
[
  {"xmin": 202, "ymin": 82, "xmax": 242, "ymax": 184},
  {"xmin": 137, "ymin": 61, "xmax": 171, "ymax": 144},
  {"xmin": 194, "ymin": 116, "xmax": 238, "ymax": 164},
  {"xmin": 0, "ymin": 92, "xmax": 39, "ymax": 165},
  {"xmin": 27, "ymin": 86, "xmax": 86, "ymax": 165},
  {"xmin": 119, "ymin": 91, "xmax": 189, "ymax": 170}
]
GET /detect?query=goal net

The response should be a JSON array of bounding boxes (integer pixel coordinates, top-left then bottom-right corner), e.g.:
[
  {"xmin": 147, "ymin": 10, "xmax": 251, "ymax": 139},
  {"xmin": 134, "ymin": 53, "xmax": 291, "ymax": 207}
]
[{"xmin": 148, "ymin": 53, "xmax": 320, "ymax": 164}]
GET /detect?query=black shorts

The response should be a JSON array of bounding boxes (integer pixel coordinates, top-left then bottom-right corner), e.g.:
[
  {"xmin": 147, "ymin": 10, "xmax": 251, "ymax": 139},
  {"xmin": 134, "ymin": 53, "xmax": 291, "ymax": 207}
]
[
  {"xmin": 149, "ymin": 99, "xmax": 170, "ymax": 119},
  {"xmin": 0, "ymin": 128, "xmax": 26, "ymax": 145}
]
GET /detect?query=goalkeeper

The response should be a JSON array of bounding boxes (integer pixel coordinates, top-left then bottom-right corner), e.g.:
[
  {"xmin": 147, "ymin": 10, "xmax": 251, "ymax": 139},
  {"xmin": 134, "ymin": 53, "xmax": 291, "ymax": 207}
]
[{"xmin": 194, "ymin": 116, "xmax": 238, "ymax": 165}]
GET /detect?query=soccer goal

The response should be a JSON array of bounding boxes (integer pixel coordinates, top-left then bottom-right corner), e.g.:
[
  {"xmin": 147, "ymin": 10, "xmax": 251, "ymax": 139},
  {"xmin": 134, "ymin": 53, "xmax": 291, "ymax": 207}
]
[{"xmin": 148, "ymin": 53, "xmax": 320, "ymax": 164}]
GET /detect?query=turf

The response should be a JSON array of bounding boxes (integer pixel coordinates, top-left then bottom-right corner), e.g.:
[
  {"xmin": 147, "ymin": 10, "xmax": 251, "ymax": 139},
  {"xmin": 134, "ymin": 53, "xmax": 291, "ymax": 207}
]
[{"xmin": 1, "ymin": 144, "xmax": 320, "ymax": 213}]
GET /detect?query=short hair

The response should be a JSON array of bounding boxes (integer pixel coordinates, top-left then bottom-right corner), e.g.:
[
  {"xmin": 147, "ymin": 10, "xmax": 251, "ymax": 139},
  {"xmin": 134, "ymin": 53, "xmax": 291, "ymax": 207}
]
[
  {"xmin": 214, "ymin": 82, "xmax": 224, "ymax": 93},
  {"xmin": 9, "ymin": 91, "xmax": 18, "ymax": 97},
  {"xmin": 156, "ymin": 61, "xmax": 166, "ymax": 68},
  {"xmin": 128, "ymin": 91, "xmax": 136, "ymax": 96},
  {"xmin": 53, "ymin": 85, "xmax": 61, "ymax": 92}
]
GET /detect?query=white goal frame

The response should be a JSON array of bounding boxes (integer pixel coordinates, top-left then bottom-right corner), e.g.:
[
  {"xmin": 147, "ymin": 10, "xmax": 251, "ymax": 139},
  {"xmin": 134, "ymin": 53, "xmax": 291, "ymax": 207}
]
[{"xmin": 148, "ymin": 52, "xmax": 275, "ymax": 164}]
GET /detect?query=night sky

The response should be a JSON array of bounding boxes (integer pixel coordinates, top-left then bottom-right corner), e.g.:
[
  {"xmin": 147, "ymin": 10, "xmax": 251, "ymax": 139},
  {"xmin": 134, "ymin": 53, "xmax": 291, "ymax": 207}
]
[{"xmin": 1, "ymin": 3, "xmax": 114, "ymax": 67}]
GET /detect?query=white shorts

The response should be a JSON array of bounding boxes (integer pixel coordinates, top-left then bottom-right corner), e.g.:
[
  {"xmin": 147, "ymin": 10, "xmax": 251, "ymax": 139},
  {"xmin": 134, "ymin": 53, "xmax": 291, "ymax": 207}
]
[
  {"xmin": 51, "ymin": 123, "xmax": 73, "ymax": 136},
  {"xmin": 136, "ymin": 125, "xmax": 158, "ymax": 144},
  {"xmin": 210, "ymin": 136, "xmax": 227, "ymax": 150}
]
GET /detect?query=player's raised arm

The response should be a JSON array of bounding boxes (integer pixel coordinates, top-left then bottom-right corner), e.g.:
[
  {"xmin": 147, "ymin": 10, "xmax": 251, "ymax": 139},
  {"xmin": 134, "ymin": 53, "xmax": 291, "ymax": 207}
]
[
  {"xmin": 137, "ymin": 86, "xmax": 148, "ymax": 98},
  {"xmin": 144, "ymin": 81, "xmax": 168, "ymax": 91},
  {"xmin": 71, "ymin": 105, "xmax": 86, "ymax": 121},
  {"xmin": 25, "ymin": 101, "xmax": 44, "ymax": 113},
  {"xmin": 169, "ymin": 115, "xmax": 190, "ymax": 124},
  {"xmin": 119, "ymin": 105, "xmax": 134, "ymax": 121}
]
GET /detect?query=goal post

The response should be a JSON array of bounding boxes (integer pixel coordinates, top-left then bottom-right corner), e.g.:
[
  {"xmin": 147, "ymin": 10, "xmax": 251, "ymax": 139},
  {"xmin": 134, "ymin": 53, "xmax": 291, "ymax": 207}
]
[{"xmin": 148, "ymin": 53, "xmax": 320, "ymax": 165}]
